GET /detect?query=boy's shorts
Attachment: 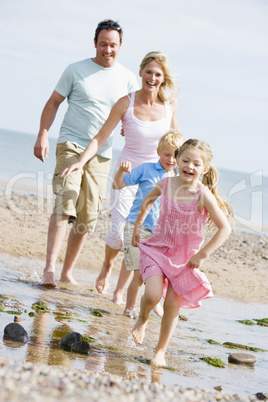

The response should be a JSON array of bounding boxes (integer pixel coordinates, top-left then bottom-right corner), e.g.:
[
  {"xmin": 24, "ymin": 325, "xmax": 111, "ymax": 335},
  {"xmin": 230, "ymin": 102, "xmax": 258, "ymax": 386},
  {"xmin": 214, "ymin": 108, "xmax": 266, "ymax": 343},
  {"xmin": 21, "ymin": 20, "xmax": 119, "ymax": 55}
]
[
  {"xmin": 52, "ymin": 141, "xmax": 111, "ymax": 234},
  {"xmin": 123, "ymin": 221, "xmax": 152, "ymax": 271}
]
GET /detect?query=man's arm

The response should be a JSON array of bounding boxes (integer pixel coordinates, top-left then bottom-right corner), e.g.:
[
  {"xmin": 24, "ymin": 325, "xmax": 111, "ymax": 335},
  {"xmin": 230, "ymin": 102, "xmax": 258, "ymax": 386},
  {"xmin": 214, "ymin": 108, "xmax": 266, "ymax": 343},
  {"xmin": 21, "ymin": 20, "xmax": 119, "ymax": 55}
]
[{"xmin": 34, "ymin": 91, "xmax": 65, "ymax": 162}]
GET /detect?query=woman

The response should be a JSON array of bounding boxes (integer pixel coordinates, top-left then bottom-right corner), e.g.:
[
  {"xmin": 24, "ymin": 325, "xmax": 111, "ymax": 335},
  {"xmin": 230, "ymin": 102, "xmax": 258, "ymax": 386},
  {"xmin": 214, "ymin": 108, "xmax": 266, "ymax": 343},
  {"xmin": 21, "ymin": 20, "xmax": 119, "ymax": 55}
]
[{"xmin": 61, "ymin": 51, "xmax": 180, "ymax": 300}]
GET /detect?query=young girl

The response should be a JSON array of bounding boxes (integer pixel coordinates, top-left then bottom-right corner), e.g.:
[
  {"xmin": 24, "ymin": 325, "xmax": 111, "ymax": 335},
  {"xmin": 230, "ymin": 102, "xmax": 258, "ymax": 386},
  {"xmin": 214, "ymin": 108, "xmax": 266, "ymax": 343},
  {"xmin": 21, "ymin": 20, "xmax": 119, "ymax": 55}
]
[{"xmin": 131, "ymin": 139, "xmax": 233, "ymax": 367}]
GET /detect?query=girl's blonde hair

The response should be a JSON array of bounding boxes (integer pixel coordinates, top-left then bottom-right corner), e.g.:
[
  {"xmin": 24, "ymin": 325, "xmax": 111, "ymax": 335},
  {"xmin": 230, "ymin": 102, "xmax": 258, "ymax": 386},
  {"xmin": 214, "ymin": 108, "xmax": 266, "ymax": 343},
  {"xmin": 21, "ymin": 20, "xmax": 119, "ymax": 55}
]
[
  {"xmin": 140, "ymin": 51, "xmax": 178, "ymax": 102},
  {"xmin": 157, "ymin": 129, "xmax": 185, "ymax": 153},
  {"xmin": 177, "ymin": 139, "xmax": 234, "ymax": 228}
]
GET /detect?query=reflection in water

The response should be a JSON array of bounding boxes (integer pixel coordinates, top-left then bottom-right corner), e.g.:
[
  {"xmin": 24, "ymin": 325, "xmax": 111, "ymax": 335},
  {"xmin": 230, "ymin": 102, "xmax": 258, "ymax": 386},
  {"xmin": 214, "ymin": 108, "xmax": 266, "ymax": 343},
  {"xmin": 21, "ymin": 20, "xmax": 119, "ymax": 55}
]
[{"xmin": 0, "ymin": 252, "xmax": 268, "ymax": 397}]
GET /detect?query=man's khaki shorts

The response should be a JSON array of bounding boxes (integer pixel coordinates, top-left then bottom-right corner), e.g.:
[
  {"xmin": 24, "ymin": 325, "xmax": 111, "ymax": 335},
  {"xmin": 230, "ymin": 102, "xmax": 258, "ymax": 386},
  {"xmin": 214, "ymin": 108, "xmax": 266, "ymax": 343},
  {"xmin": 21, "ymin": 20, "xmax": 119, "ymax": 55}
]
[
  {"xmin": 123, "ymin": 221, "xmax": 152, "ymax": 271},
  {"xmin": 52, "ymin": 141, "xmax": 111, "ymax": 234}
]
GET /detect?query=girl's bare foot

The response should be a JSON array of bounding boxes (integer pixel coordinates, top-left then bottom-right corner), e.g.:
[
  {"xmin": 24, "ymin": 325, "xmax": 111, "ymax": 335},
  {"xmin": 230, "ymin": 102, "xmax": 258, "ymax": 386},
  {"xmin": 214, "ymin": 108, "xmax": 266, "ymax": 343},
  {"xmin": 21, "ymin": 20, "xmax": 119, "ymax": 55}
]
[
  {"xmin": 95, "ymin": 266, "xmax": 111, "ymax": 294},
  {"xmin": 132, "ymin": 317, "xmax": 148, "ymax": 344},
  {"xmin": 152, "ymin": 350, "xmax": 166, "ymax": 367},
  {"xmin": 153, "ymin": 302, "xmax": 163, "ymax": 317},
  {"xmin": 40, "ymin": 272, "xmax": 56, "ymax": 287}
]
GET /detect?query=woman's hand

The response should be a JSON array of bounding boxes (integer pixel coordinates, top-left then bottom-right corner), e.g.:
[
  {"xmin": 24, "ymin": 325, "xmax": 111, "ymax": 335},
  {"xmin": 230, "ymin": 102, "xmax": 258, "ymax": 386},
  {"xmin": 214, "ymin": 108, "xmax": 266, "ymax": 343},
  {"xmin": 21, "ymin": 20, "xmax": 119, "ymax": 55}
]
[{"xmin": 59, "ymin": 161, "xmax": 83, "ymax": 177}]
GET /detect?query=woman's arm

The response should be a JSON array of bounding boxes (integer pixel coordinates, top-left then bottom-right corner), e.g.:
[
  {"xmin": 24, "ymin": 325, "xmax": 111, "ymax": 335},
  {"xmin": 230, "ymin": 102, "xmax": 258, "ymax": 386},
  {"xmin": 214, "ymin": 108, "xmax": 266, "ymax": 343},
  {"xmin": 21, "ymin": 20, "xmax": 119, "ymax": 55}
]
[
  {"xmin": 169, "ymin": 98, "xmax": 180, "ymax": 131},
  {"xmin": 187, "ymin": 191, "xmax": 232, "ymax": 268},
  {"xmin": 60, "ymin": 96, "xmax": 129, "ymax": 176},
  {"xmin": 132, "ymin": 182, "xmax": 162, "ymax": 246},
  {"xmin": 112, "ymin": 161, "xmax": 132, "ymax": 190}
]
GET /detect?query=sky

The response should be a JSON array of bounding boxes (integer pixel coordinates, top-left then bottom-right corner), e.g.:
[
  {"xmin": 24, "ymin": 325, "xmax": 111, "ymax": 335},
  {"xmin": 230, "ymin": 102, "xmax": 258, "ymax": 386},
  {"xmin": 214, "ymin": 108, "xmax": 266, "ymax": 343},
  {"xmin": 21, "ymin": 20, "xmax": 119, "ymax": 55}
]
[{"xmin": 0, "ymin": 0, "xmax": 268, "ymax": 176}]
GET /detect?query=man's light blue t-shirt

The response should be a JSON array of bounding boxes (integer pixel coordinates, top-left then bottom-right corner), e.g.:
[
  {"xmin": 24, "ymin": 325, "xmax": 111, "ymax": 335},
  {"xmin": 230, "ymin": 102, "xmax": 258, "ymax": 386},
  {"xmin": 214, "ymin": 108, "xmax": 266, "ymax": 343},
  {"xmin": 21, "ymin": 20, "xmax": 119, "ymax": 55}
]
[
  {"xmin": 54, "ymin": 58, "xmax": 139, "ymax": 159},
  {"xmin": 124, "ymin": 160, "xmax": 178, "ymax": 232}
]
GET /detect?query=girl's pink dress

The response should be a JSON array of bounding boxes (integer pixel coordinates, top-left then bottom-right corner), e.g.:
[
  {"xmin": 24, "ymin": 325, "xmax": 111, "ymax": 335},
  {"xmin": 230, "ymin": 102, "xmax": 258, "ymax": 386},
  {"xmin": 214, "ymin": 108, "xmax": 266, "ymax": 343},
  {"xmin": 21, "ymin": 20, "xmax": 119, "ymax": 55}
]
[{"xmin": 138, "ymin": 177, "xmax": 213, "ymax": 308}]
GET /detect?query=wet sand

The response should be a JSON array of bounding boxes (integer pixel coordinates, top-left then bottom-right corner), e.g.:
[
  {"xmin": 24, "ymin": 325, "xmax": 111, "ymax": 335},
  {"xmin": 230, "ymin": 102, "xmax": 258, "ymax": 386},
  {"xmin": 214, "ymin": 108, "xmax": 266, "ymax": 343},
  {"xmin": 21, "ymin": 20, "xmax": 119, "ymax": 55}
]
[
  {"xmin": 0, "ymin": 189, "xmax": 268, "ymax": 401},
  {"xmin": 1, "ymin": 189, "xmax": 267, "ymax": 304}
]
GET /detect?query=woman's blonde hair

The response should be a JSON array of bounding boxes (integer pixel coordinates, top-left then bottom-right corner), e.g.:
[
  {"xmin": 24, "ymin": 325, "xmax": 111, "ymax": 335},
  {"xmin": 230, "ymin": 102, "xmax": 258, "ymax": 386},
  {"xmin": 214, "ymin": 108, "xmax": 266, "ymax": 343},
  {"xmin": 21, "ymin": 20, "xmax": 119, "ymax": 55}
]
[
  {"xmin": 140, "ymin": 51, "xmax": 178, "ymax": 102},
  {"xmin": 157, "ymin": 129, "xmax": 185, "ymax": 153},
  {"xmin": 177, "ymin": 139, "xmax": 234, "ymax": 228}
]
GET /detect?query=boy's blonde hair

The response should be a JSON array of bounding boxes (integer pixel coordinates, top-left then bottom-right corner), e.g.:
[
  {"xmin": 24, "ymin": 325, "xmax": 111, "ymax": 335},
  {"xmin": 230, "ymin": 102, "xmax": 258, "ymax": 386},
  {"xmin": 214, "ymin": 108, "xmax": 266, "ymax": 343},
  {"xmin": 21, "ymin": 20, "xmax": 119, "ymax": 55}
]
[
  {"xmin": 157, "ymin": 130, "xmax": 185, "ymax": 153},
  {"xmin": 140, "ymin": 51, "xmax": 178, "ymax": 103}
]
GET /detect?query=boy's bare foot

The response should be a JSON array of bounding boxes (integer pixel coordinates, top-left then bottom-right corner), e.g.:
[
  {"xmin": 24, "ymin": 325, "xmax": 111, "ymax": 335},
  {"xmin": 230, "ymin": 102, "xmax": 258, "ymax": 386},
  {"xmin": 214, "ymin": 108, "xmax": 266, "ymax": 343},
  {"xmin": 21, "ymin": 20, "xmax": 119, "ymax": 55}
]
[
  {"xmin": 132, "ymin": 317, "xmax": 148, "ymax": 344},
  {"xmin": 123, "ymin": 308, "xmax": 137, "ymax": 319},
  {"xmin": 151, "ymin": 350, "xmax": 166, "ymax": 367},
  {"xmin": 112, "ymin": 291, "xmax": 124, "ymax": 305},
  {"xmin": 153, "ymin": 302, "xmax": 163, "ymax": 317},
  {"xmin": 95, "ymin": 266, "xmax": 111, "ymax": 294},
  {"xmin": 60, "ymin": 273, "xmax": 78, "ymax": 285},
  {"xmin": 40, "ymin": 272, "xmax": 56, "ymax": 287}
]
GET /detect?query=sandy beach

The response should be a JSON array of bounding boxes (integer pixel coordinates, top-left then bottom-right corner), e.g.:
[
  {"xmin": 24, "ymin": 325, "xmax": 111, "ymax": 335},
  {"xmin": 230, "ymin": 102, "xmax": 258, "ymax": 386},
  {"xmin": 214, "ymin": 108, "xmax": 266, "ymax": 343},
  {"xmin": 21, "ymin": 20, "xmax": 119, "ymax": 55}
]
[
  {"xmin": 1, "ymin": 189, "xmax": 267, "ymax": 304},
  {"xmin": 0, "ymin": 189, "xmax": 268, "ymax": 401}
]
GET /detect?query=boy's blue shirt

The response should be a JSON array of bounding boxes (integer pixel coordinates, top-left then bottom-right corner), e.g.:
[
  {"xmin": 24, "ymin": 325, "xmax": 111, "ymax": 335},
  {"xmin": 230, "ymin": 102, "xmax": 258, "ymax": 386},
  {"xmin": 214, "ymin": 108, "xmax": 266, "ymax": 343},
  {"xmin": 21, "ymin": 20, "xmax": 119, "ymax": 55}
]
[{"xmin": 123, "ymin": 160, "xmax": 178, "ymax": 232}]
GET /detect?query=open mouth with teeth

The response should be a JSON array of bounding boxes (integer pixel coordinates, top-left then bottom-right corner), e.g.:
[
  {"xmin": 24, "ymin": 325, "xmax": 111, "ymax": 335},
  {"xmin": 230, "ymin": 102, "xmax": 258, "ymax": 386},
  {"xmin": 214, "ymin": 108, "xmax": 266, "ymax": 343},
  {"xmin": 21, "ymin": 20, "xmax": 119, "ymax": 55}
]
[{"xmin": 183, "ymin": 170, "xmax": 194, "ymax": 176}]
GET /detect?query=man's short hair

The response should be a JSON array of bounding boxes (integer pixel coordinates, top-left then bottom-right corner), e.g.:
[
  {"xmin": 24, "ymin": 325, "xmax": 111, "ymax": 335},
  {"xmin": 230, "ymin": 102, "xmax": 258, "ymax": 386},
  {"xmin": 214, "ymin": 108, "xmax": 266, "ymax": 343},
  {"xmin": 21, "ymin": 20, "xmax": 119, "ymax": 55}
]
[{"xmin": 94, "ymin": 19, "xmax": 123, "ymax": 44}]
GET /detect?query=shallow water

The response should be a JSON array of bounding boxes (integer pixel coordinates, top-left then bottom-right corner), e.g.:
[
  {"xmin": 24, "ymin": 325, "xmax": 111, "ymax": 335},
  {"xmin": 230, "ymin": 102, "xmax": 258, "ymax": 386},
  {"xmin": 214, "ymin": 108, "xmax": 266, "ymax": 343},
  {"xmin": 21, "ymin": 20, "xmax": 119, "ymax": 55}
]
[{"xmin": 0, "ymin": 252, "xmax": 267, "ymax": 397}]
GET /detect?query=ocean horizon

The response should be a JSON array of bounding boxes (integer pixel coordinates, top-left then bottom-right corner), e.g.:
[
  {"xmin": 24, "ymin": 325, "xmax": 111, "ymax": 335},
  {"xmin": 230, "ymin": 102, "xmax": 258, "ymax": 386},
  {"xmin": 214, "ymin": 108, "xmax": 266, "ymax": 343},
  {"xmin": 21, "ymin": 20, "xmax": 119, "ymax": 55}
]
[{"xmin": 1, "ymin": 128, "xmax": 267, "ymax": 234}]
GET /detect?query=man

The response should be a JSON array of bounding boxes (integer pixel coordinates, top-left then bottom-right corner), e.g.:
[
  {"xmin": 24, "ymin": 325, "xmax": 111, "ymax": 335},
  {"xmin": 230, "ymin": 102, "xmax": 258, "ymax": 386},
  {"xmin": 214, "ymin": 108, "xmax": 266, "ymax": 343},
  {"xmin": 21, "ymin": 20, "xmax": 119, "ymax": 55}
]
[{"xmin": 34, "ymin": 19, "xmax": 139, "ymax": 287}]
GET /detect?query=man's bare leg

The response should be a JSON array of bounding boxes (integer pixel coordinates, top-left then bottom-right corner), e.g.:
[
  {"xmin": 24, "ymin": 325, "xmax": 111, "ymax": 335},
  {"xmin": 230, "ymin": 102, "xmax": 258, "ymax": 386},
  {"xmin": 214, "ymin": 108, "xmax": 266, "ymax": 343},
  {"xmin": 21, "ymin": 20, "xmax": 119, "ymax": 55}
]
[
  {"xmin": 95, "ymin": 244, "xmax": 119, "ymax": 293},
  {"xmin": 123, "ymin": 269, "xmax": 143, "ymax": 315},
  {"xmin": 113, "ymin": 260, "xmax": 133, "ymax": 304},
  {"xmin": 40, "ymin": 214, "xmax": 69, "ymax": 287},
  {"xmin": 60, "ymin": 225, "xmax": 88, "ymax": 284}
]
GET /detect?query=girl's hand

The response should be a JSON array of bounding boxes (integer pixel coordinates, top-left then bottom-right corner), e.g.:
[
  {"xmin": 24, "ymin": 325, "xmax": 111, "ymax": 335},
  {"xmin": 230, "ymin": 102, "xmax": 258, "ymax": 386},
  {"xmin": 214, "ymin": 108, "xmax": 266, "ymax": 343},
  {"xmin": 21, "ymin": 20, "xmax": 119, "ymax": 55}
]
[
  {"xmin": 120, "ymin": 160, "xmax": 131, "ymax": 173},
  {"xmin": 59, "ymin": 162, "xmax": 83, "ymax": 177},
  {"xmin": 131, "ymin": 227, "xmax": 140, "ymax": 247},
  {"xmin": 187, "ymin": 252, "xmax": 205, "ymax": 269}
]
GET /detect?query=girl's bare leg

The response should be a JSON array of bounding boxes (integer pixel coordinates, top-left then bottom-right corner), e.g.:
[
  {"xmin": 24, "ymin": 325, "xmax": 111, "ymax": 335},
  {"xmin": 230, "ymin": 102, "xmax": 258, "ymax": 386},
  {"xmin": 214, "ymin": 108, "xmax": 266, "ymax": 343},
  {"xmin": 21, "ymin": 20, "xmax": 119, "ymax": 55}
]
[
  {"xmin": 152, "ymin": 287, "xmax": 182, "ymax": 367},
  {"xmin": 132, "ymin": 275, "xmax": 164, "ymax": 344}
]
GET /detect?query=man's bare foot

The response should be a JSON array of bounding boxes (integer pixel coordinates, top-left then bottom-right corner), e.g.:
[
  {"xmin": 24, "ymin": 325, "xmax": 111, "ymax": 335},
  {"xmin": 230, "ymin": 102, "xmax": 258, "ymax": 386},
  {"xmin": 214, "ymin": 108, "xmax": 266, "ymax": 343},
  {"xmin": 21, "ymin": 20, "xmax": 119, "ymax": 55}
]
[
  {"xmin": 112, "ymin": 291, "xmax": 124, "ymax": 305},
  {"xmin": 151, "ymin": 350, "xmax": 166, "ymax": 367},
  {"xmin": 132, "ymin": 317, "xmax": 147, "ymax": 344},
  {"xmin": 40, "ymin": 272, "xmax": 56, "ymax": 287},
  {"xmin": 60, "ymin": 273, "xmax": 78, "ymax": 285},
  {"xmin": 95, "ymin": 266, "xmax": 111, "ymax": 294},
  {"xmin": 123, "ymin": 308, "xmax": 137, "ymax": 319},
  {"xmin": 153, "ymin": 302, "xmax": 163, "ymax": 317}
]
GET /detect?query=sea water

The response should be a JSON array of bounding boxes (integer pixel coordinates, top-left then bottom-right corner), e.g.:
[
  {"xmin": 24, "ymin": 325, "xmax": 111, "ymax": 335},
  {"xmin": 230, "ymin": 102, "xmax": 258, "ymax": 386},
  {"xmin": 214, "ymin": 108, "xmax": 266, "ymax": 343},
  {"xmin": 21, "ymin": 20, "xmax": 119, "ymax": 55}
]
[
  {"xmin": 1, "ymin": 128, "xmax": 267, "ymax": 234},
  {"xmin": 0, "ymin": 128, "xmax": 268, "ymax": 397}
]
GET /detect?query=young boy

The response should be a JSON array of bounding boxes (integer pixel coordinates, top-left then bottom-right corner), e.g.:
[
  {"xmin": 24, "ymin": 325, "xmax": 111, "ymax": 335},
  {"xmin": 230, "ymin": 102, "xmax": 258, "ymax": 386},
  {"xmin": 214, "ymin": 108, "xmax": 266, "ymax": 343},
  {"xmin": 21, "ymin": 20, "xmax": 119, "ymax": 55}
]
[{"xmin": 112, "ymin": 130, "xmax": 185, "ymax": 318}]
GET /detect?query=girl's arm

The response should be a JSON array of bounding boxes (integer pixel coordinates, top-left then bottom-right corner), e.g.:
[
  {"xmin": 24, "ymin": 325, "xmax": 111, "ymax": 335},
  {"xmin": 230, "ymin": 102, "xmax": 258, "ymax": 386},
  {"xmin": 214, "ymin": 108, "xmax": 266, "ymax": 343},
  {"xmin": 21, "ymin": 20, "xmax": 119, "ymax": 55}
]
[
  {"xmin": 132, "ymin": 182, "xmax": 162, "ymax": 246},
  {"xmin": 60, "ymin": 96, "xmax": 129, "ymax": 177},
  {"xmin": 112, "ymin": 161, "xmax": 132, "ymax": 190},
  {"xmin": 187, "ymin": 190, "xmax": 232, "ymax": 268}
]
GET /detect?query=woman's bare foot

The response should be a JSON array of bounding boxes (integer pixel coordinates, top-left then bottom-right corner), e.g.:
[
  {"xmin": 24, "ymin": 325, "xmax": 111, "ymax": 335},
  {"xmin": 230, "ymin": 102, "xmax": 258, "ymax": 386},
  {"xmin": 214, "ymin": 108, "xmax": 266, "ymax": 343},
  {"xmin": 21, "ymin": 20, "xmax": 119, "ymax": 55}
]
[
  {"xmin": 151, "ymin": 350, "xmax": 166, "ymax": 367},
  {"xmin": 112, "ymin": 291, "xmax": 124, "ymax": 305},
  {"xmin": 40, "ymin": 271, "xmax": 56, "ymax": 287},
  {"xmin": 60, "ymin": 273, "xmax": 78, "ymax": 285},
  {"xmin": 132, "ymin": 317, "xmax": 148, "ymax": 344},
  {"xmin": 95, "ymin": 265, "xmax": 111, "ymax": 294},
  {"xmin": 153, "ymin": 302, "xmax": 163, "ymax": 317}
]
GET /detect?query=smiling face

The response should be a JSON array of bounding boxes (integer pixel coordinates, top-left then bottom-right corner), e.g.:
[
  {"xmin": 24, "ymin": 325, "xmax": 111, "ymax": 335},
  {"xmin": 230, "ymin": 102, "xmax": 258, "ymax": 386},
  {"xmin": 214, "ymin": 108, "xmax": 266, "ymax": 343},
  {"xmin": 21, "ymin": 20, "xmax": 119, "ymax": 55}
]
[
  {"xmin": 158, "ymin": 144, "xmax": 177, "ymax": 172},
  {"xmin": 139, "ymin": 60, "xmax": 165, "ymax": 94},
  {"xmin": 178, "ymin": 147, "xmax": 208, "ymax": 183},
  {"xmin": 93, "ymin": 29, "xmax": 121, "ymax": 68}
]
